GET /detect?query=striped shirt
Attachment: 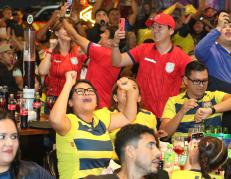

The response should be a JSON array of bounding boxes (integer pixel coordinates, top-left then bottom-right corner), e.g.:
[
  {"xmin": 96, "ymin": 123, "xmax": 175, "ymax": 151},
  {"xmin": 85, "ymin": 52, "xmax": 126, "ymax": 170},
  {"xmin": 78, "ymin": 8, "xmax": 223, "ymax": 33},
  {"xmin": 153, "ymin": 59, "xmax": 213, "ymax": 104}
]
[
  {"xmin": 56, "ymin": 108, "xmax": 113, "ymax": 179},
  {"xmin": 162, "ymin": 91, "xmax": 226, "ymax": 136}
]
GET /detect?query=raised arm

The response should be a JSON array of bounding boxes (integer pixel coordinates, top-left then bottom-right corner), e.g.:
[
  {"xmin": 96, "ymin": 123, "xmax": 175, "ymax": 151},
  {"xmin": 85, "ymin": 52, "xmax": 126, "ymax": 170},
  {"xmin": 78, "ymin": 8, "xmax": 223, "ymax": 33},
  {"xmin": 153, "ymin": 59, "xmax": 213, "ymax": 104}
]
[
  {"xmin": 127, "ymin": 0, "xmax": 138, "ymax": 26},
  {"xmin": 160, "ymin": 98, "xmax": 198, "ymax": 137},
  {"xmin": 49, "ymin": 71, "xmax": 77, "ymax": 135},
  {"xmin": 195, "ymin": 12, "xmax": 229, "ymax": 61},
  {"xmin": 109, "ymin": 77, "xmax": 138, "ymax": 131},
  {"xmin": 92, "ymin": 0, "xmax": 104, "ymax": 17},
  {"xmin": 62, "ymin": 18, "xmax": 90, "ymax": 53},
  {"xmin": 38, "ymin": 38, "xmax": 58, "ymax": 76},
  {"xmin": 70, "ymin": 10, "xmax": 86, "ymax": 37},
  {"xmin": 112, "ymin": 30, "xmax": 133, "ymax": 67},
  {"xmin": 36, "ymin": 10, "xmax": 59, "ymax": 42}
]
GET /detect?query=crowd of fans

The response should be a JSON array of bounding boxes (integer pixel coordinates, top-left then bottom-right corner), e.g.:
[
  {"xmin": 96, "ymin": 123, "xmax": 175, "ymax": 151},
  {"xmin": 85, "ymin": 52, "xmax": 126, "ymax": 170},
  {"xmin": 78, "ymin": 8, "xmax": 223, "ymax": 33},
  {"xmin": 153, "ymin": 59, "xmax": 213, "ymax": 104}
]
[{"xmin": 0, "ymin": 0, "xmax": 231, "ymax": 178}]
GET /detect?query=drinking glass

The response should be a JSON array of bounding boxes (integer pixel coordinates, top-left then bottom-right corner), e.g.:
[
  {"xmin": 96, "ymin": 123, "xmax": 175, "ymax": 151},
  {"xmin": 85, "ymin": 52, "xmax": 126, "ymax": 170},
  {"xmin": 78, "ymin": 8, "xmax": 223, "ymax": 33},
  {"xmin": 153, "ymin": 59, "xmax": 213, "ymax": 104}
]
[
  {"xmin": 46, "ymin": 96, "xmax": 56, "ymax": 111},
  {"xmin": 173, "ymin": 136, "xmax": 185, "ymax": 169}
]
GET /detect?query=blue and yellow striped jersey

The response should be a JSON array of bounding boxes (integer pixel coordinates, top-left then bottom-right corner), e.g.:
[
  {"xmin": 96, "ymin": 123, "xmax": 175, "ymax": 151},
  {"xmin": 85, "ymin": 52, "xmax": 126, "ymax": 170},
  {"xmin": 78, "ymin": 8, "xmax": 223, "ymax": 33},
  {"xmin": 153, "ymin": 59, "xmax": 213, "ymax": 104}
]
[
  {"xmin": 56, "ymin": 108, "xmax": 113, "ymax": 179},
  {"xmin": 162, "ymin": 91, "xmax": 226, "ymax": 136},
  {"xmin": 109, "ymin": 108, "xmax": 157, "ymax": 160}
]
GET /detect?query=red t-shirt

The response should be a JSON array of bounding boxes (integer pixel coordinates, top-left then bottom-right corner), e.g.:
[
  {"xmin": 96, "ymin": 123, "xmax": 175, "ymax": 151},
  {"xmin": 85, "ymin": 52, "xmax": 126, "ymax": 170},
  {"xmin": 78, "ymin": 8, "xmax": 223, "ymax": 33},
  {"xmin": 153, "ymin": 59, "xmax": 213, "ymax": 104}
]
[
  {"xmin": 46, "ymin": 45, "xmax": 87, "ymax": 96},
  {"xmin": 128, "ymin": 43, "xmax": 191, "ymax": 118},
  {"xmin": 86, "ymin": 43, "xmax": 121, "ymax": 108}
]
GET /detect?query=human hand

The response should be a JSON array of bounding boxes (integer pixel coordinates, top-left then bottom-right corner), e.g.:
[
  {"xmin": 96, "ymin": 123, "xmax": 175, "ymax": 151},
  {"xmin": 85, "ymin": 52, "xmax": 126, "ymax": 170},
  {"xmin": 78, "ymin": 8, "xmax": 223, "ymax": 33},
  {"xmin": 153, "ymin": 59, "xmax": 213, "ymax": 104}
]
[
  {"xmin": 156, "ymin": 129, "xmax": 168, "ymax": 139},
  {"xmin": 49, "ymin": 38, "xmax": 58, "ymax": 50},
  {"xmin": 217, "ymin": 12, "xmax": 230, "ymax": 30},
  {"xmin": 113, "ymin": 29, "xmax": 125, "ymax": 46},
  {"xmin": 194, "ymin": 107, "xmax": 212, "ymax": 123},
  {"xmin": 180, "ymin": 99, "xmax": 198, "ymax": 114},
  {"xmin": 65, "ymin": 71, "xmax": 77, "ymax": 86}
]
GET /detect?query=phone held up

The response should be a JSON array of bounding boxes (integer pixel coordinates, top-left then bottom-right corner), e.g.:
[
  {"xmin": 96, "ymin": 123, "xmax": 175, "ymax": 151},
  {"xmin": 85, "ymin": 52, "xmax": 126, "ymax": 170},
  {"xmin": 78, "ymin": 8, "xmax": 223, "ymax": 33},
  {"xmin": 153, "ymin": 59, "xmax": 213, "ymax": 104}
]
[
  {"xmin": 119, "ymin": 18, "xmax": 125, "ymax": 31},
  {"xmin": 65, "ymin": 0, "xmax": 72, "ymax": 17}
]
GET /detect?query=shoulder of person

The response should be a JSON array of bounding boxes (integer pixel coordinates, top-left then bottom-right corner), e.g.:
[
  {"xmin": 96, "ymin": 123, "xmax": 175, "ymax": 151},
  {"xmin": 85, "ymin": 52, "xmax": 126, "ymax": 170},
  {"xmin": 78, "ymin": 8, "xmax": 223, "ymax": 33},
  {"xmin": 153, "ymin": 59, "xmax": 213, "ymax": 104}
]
[
  {"xmin": 85, "ymin": 174, "xmax": 119, "ymax": 179},
  {"xmin": 18, "ymin": 160, "xmax": 54, "ymax": 179}
]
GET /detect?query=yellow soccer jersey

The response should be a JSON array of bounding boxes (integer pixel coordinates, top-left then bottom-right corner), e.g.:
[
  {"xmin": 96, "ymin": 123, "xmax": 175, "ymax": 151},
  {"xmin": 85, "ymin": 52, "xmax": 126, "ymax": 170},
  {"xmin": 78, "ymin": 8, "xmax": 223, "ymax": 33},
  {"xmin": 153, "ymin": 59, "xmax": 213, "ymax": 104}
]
[
  {"xmin": 162, "ymin": 91, "xmax": 226, "ymax": 137},
  {"xmin": 56, "ymin": 108, "xmax": 113, "ymax": 179},
  {"xmin": 109, "ymin": 108, "xmax": 157, "ymax": 160},
  {"xmin": 171, "ymin": 170, "xmax": 223, "ymax": 179}
]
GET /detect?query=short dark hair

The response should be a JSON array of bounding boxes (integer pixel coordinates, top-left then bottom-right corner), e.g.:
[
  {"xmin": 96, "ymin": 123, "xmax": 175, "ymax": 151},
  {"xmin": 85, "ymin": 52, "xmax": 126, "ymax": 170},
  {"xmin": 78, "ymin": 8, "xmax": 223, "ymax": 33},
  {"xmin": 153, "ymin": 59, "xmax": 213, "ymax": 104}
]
[
  {"xmin": 94, "ymin": 8, "xmax": 108, "ymax": 18},
  {"xmin": 108, "ymin": 8, "xmax": 120, "ymax": 15},
  {"xmin": 103, "ymin": 26, "xmax": 117, "ymax": 39},
  {"xmin": 184, "ymin": 61, "xmax": 208, "ymax": 77},
  {"xmin": 115, "ymin": 124, "xmax": 158, "ymax": 162}
]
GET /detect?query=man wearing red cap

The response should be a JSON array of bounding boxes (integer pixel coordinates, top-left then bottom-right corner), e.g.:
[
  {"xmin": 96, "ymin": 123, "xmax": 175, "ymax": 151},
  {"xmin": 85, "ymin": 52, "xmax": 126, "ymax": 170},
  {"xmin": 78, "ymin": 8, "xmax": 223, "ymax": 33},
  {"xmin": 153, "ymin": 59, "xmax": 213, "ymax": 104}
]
[{"xmin": 112, "ymin": 13, "xmax": 191, "ymax": 122}]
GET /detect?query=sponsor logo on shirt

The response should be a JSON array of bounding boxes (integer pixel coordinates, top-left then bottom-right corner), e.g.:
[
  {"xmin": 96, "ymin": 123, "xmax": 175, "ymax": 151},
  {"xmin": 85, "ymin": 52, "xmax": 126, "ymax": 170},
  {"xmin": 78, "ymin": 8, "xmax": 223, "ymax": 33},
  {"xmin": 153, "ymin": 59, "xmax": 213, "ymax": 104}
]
[
  {"xmin": 165, "ymin": 62, "xmax": 175, "ymax": 73},
  {"xmin": 53, "ymin": 60, "xmax": 62, "ymax": 63},
  {"xmin": 144, "ymin": 57, "xmax": 156, "ymax": 63},
  {"xmin": 92, "ymin": 43, "xmax": 101, "ymax": 47},
  {"xmin": 70, "ymin": 57, "xmax": 79, "ymax": 65}
]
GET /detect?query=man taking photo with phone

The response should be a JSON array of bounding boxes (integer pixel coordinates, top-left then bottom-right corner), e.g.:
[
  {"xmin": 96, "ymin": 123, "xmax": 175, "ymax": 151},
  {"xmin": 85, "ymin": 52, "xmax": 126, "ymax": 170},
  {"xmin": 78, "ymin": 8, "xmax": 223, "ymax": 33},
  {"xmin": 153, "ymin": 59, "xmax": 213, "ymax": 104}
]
[{"xmin": 112, "ymin": 13, "xmax": 191, "ymax": 124}]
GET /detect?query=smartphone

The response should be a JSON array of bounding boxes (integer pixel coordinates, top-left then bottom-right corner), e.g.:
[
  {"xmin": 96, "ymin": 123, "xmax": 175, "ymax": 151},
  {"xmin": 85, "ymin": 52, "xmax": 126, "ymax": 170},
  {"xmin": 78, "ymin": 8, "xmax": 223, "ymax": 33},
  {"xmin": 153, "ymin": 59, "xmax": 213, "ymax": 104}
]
[
  {"xmin": 119, "ymin": 18, "xmax": 125, "ymax": 31},
  {"xmin": 65, "ymin": 0, "xmax": 72, "ymax": 17}
]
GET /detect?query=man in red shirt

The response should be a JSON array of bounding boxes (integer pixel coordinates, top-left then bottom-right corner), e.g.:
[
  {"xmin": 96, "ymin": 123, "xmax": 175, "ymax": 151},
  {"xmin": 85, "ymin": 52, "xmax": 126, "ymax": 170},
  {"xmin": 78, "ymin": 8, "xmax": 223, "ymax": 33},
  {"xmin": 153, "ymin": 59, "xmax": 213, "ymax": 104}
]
[
  {"xmin": 61, "ymin": 19, "xmax": 121, "ymax": 108},
  {"xmin": 112, "ymin": 13, "xmax": 191, "ymax": 119}
]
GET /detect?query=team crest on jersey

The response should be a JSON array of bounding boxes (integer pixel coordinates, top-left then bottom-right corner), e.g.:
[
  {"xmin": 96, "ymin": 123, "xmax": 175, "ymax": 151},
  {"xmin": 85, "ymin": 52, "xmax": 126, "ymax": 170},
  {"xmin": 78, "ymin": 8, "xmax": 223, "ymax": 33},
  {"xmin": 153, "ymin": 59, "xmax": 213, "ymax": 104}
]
[
  {"xmin": 202, "ymin": 101, "xmax": 212, "ymax": 108},
  {"xmin": 165, "ymin": 62, "xmax": 175, "ymax": 73},
  {"xmin": 70, "ymin": 57, "xmax": 78, "ymax": 65}
]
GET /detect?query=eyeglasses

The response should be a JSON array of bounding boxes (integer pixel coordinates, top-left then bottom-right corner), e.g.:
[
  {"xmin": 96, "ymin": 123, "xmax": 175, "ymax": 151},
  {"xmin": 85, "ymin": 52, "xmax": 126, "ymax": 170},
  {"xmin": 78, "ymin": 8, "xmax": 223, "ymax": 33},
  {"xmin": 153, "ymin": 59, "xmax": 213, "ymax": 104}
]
[
  {"xmin": 187, "ymin": 76, "xmax": 208, "ymax": 85},
  {"xmin": 73, "ymin": 88, "xmax": 95, "ymax": 95}
]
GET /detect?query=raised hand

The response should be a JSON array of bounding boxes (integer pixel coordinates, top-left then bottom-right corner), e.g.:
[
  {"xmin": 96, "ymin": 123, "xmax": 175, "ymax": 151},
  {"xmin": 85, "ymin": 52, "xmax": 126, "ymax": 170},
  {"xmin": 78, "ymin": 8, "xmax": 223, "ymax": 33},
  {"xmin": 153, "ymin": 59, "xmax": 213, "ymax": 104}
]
[
  {"xmin": 180, "ymin": 99, "xmax": 198, "ymax": 114},
  {"xmin": 217, "ymin": 12, "xmax": 230, "ymax": 30},
  {"xmin": 65, "ymin": 71, "xmax": 77, "ymax": 87},
  {"xmin": 49, "ymin": 38, "xmax": 58, "ymax": 50},
  {"xmin": 117, "ymin": 77, "xmax": 132, "ymax": 91},
  {"xmin": 194, "ymin": 107, "xmax": 212, "ymax": 123},
  {"xmin": 113, "ymin": 29, "xmax": 126, "ymax": 46}
]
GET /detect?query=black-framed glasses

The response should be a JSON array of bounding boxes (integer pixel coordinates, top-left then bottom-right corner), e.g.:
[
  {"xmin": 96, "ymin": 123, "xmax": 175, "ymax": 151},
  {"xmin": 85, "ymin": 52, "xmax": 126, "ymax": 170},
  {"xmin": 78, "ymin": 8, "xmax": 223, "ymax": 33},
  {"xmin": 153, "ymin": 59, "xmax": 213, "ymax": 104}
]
[
  {"xmin": 187, "ymin": 76, "xmax": 208, "ymax": 85},
  {"xmin": 73, "ymin": 88, "xmax": 95, "ymax": 95}
]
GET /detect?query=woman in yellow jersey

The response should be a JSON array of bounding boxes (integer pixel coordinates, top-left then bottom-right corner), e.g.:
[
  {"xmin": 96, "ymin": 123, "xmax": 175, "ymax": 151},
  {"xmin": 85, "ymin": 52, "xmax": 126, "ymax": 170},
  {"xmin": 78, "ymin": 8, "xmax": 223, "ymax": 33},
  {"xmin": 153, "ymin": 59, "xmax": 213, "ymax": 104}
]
[
  {"xmin": 171, "ymin": 136, "xmax": 231, "ymax": 179},
  {"xmin": 49, "ymin": 71, "xmax": 138, "ymax": 179},
  {"xmin": 109, "ymin": 77, "xmax": 169, "ymax": 160}
]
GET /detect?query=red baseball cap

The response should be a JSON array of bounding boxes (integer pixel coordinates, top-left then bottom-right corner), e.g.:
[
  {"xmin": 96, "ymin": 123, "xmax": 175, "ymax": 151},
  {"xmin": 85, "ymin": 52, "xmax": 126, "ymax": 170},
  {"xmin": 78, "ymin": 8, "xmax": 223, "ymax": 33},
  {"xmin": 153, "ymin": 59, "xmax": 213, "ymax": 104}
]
[{"xmin": 145, "ymin": 13, "xmax": 176, "ymax": 29}]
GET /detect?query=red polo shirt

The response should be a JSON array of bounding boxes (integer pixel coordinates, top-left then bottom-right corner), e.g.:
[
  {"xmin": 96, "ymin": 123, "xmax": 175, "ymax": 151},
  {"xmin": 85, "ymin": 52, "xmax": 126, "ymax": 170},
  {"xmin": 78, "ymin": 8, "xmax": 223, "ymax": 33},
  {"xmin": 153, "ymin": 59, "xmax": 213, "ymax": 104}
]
[
  {"xmin": 128, "ymin": 43, "xmax": 191, "ymax": 118},
  {"xmin": 46, "ymin": 45, "xmax": 87, "ymax": 96},
  {"xmin": 86, "ymin": 43, "xmax": 121, "ymax": 108}
]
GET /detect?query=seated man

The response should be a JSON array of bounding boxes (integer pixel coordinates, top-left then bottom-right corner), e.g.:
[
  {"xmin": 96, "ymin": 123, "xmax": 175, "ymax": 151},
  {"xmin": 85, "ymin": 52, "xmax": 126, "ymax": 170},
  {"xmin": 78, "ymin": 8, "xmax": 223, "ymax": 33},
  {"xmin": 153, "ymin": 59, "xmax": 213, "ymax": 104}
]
[
  {"xmin": 160, "ymin": 61, "xmax": 231, "ymax": 137},
  {"xmin": 85, "ymin": 124, "xmax": 169, "ymax": 179}
]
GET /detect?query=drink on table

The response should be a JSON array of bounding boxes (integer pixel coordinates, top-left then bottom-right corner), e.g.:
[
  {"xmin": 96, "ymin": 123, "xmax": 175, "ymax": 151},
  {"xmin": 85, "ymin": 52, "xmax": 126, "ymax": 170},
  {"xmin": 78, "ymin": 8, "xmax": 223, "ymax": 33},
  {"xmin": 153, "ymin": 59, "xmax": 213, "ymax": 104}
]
[
  {"xmin": 8, "ymin": 94, "xmax": 16, "ymax": 121},
  {"xmin": 33, "ymin": 92, "xmax": 42, "ymax": 121},
  {"xmin": 20, "ymin": 99, "xmax": 28, "ymax": 129}
]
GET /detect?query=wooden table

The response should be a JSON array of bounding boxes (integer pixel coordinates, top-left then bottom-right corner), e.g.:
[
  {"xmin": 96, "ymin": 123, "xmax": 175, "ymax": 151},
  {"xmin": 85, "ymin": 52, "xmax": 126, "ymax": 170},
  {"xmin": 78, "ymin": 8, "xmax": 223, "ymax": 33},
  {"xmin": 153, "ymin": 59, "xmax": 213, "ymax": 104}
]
[{"xmin": 19, "ymin": 128, "xmax": 50, "ymax": 136}]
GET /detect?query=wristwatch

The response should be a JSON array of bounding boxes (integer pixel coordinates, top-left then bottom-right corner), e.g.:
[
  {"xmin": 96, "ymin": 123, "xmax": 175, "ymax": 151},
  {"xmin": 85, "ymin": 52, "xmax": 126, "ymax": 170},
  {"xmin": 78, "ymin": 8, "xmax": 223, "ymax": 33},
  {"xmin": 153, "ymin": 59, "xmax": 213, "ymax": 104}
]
[{"xmin": 210, "ymin": 106, "xmax": 216, "ymax": 114}]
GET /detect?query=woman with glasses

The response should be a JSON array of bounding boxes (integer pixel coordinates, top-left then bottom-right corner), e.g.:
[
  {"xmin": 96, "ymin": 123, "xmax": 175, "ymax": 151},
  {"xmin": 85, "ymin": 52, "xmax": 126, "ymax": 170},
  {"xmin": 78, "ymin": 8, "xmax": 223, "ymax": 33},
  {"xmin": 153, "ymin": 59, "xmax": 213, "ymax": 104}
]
[
  {"xmin": 0, "ymin": 110, "xmax": 53, "ymax": 179},
  {"xmin": 49, "ymin": 71, "xmax": 138, "ymax": 179},
  {"xmin": 171, "ymin": 136, "xmax": 231, "ymax": 179}
]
